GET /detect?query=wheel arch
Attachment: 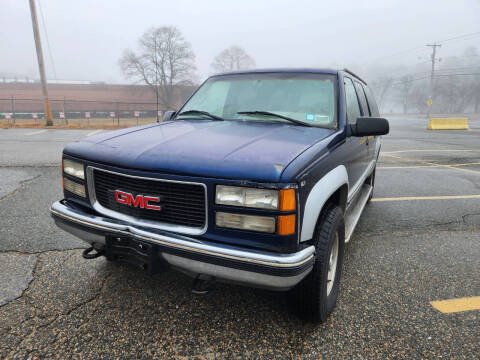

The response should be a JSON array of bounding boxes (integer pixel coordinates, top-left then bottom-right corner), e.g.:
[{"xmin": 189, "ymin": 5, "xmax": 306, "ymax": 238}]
[{"xmin": 300, "ymin": 165, "xmax": 348, "ymax": 242}]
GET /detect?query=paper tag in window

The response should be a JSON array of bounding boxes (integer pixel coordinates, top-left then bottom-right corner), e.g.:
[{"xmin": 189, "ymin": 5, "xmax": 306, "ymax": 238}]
[{"xmin": 315, "ymin": 115, "xmax": 329, "ymax": 123}]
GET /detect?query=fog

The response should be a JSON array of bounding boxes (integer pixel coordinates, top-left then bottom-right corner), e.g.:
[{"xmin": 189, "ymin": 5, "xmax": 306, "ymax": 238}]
[{"xmin": 1, "ymin": 0, "xmax": 479, "ymax": 83}]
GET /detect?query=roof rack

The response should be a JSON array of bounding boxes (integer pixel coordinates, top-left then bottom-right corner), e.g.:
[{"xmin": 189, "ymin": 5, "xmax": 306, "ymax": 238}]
[{"xmin": 342, "ymin": 68, "xmax": 367, "ymax": 85}]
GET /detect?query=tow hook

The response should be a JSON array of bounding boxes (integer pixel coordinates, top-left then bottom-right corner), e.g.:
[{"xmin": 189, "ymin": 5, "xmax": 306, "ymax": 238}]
[
  {"xmin": 191, "ymin": 274, "xmax": 215, "ymax": 295},
  {"xmin": 82, "ymin": 244, "xmax": 105, "ymax": 259}
]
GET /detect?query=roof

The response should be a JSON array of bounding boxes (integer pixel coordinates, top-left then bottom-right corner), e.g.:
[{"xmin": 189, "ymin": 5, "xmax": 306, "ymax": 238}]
[
  {"xmin": 210, "ymin": 68, "xmax": 367, "ymax": 84},
  {"xmin": 212, "ymin": 68, "xmax": 340, "ymax": 76}
]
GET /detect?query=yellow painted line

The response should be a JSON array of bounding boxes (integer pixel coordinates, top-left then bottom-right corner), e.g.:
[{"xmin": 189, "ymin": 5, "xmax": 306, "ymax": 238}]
[
  {"xmin": 382, "ymin": 154, "xmax": 480, "ymax": 175},
  {"xmin": 371, "ymin": 194, "xmax": 480, "ymax": 202},
  {"xmin": 25, "ymin": 129, "xmax": 48, "ymax": 136},
  {"xmin": 86, "ymin": 129, "xmax": 103, "ymax": 137},
  {"xmin": 378, "ymin": 162, "xmax": 480, "ymax": 170},
  {"xmin": 431, "ymin": 296, "xmax": 480, "ymax": 314},
  {"xmin": 378, "ymin": 165, "xmax": 443, "ymax": 169},
  {"xmin": 454, "ymin": 162, "xmax": 480, "ymax": 167},
  {"xmin": 382, "ymin": 149, "xmax": 480, "ymax": 154}
]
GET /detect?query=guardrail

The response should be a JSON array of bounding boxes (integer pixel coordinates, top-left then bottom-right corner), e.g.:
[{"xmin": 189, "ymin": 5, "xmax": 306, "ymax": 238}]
[{"xmin": 0, "ymin": 97, "xmax": 164, "ymax": 125}]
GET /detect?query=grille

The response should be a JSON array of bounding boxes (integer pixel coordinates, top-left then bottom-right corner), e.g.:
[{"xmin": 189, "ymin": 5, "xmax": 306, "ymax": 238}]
[{"xmin": 92, "ymin": 169, "xmax": 206, "ymax": 228}]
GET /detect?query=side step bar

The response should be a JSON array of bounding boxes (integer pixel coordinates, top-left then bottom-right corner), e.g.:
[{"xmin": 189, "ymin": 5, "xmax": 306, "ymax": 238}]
[{"xmin": 344, "ymin": 184, "xmax": 372, "ymax": 243}]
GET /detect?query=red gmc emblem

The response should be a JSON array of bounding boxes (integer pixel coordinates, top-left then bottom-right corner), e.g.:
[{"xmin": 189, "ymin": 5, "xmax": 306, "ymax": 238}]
[{"xmin": 114, "ymin": 190, "xmax": 162, "ymax": 211}]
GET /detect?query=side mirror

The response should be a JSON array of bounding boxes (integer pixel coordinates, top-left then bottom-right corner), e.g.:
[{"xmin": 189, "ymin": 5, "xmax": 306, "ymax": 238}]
[
  {"xmin": 162, "ymin": 110, "xmax": 176, "ymax": 122},
  {"xmin": 351, "ymin": 117, "xmax": 389, "ymax": 137}
]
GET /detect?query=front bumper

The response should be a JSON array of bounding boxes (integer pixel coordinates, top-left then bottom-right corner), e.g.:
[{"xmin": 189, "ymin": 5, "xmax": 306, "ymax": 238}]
[{"xmin": 50, "ymin": 200, "xmax": 315, "ymax": 290}]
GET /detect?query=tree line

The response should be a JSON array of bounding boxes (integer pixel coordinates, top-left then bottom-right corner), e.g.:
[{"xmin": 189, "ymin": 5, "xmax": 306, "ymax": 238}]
[
  {"xmin": 120, "ymin": 26, "xmax": 480, "ymax": 115},
  {"xmin": 363, "ymin": 46, "xmax": 480, "ymax": 114},
  {"xmin": 119, "ymin": 26, "xmax": 255, "ymax": 109}
]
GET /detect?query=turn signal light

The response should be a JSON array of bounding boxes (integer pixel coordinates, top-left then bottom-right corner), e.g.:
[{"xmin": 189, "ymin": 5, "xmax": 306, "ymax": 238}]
[
  {"xmin": 278, "ymin": 214, "xmax": 296, "ymax": 235},
  {"xmin": 279, "ymin": 189, "xmax": 296, "ymax": 211}
]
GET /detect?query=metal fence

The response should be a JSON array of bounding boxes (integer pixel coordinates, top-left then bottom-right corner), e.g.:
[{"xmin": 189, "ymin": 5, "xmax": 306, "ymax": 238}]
[{"xmin": 0, "ymin": 97, "xmax": 164, "ymax": 126}]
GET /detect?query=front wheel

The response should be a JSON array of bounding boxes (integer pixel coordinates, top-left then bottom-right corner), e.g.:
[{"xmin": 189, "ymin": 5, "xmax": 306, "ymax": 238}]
[{"xmin": 289, "ymin": 204, "xmax": 345, "ymax": 323}]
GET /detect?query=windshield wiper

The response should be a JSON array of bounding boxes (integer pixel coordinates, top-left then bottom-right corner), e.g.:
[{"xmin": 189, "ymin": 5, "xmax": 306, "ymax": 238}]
[
  {"xmin": 237, "ymin": 111, "xmax": 312, "ymax": 127},
  {"xmin": 176, "ymin": 110, "xmax": 224, "ymax": 121}
]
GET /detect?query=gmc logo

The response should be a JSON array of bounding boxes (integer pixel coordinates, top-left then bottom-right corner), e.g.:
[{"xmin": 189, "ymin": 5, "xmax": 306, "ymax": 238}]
[{"xmin": 114, "ymin": 190, "xmax": 162, "ymax": 211}]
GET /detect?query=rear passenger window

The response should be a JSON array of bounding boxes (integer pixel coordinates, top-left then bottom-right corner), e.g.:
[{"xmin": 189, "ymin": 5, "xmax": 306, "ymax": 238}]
[
  {"xmin": 344, "ymin": 77, "xmax": 361, "ymax": 124},
  {"xmin": 354, "ymin": 81, "xmax": 369, "ymax": 116},
  {"xmin": 363, "ymin": 85, "xmax": 380, "ymax": 117}
]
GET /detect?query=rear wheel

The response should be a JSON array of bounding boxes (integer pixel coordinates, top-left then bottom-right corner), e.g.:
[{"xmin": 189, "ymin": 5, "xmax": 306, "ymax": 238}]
[{"xmin": 289, "ymin": 204, "xmax": 345, "ymax": 323}]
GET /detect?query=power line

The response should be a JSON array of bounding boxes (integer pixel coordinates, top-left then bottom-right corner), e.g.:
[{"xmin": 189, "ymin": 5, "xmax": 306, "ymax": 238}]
[
  {"xmin": 393, "ymin": 65, "xmax": 480, "ymax": 79},
  {"xmin": 370, "ymin": 45, "xmax": 425, "ymax": 61},
  {"xmin": 369, "ymin": 31, "xmax": 480, "ymax": 62},
  {"xmin": 390, "ymin": 72, "xmax": 480, "ymax": 86},
  {"xmin": 434, "ymin": 31, "xmax": 480, "ymax": 44}
]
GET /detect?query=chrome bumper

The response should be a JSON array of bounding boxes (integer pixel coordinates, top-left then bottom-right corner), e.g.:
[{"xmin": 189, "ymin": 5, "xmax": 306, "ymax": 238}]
[{"xmin": 50, "ymin": 200, "xmax": 315, "ymax": 290}]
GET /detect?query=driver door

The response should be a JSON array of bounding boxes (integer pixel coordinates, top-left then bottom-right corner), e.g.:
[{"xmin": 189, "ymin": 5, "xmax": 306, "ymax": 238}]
[{"xmin": 343, "ymin": 77, "xmax": 369, "ymax": 200}]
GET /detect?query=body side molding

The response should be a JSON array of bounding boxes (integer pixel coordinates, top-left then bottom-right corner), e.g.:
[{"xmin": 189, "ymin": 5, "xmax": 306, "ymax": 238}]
[{"xmin": 300, "ymin": 165, "xmax": 349, "ymax": 242}]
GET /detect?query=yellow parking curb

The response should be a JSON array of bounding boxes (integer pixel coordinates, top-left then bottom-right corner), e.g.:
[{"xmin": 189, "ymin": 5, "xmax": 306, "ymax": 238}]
[
  {"xmin": 431, "ymin": 296, "xmax": 480, "ymax": 313},
  {"xmin": 427, "ymin": 117, "xmax": 469, "ymax": 130}
]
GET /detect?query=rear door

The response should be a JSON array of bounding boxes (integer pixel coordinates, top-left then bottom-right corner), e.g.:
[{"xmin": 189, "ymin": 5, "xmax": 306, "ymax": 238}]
[{"xmin": 362, "ymin": 84, "xmax": 381, "ymax": 161}]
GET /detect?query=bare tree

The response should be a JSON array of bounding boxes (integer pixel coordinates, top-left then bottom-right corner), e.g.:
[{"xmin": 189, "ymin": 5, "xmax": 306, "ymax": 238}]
[
  {"xmin": 409, "ymin": 80, "xmax": 429, "ymax": 114},
  {"xmin": 370, "ymin": 77, "xmax": 393, "ymax": 113},
  {"xmin": 395, "ymin": 75, "xmax": 414, "ymax": 114},
  {"xmin": 119, "ymin": 26, "xmax": 196, "ymax": 114},
  {"xmin": 211, "ymin": 46, "xmax": 256, "ymax": 73}
]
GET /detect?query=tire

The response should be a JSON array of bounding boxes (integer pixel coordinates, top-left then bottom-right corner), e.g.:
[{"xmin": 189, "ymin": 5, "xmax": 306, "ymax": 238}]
[
  {"xmin": 367, "ymin": 166, "xmax": 376, "ymax": 202},
  {"xmin": 289, "ymin": 204, "xmax": 345, "ymax": 323}
]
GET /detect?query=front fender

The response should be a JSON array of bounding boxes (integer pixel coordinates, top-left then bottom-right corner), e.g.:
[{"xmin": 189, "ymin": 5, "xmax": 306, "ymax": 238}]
[{"xmin": 300, "ymin": 165, "xmax": 348, "ymax": 242}]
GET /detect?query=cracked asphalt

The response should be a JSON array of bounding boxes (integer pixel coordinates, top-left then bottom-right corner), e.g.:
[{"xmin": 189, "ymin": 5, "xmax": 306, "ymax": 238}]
[{"xmin": 1, "ymin": 118, "xmax": 479, "ymax": 359}]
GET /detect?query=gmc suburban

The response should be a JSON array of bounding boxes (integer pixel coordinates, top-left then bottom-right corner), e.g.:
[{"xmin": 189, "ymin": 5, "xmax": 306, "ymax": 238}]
[{"xmin": 51, "ymin": 68, "xmax": 389, "ymax": 322}]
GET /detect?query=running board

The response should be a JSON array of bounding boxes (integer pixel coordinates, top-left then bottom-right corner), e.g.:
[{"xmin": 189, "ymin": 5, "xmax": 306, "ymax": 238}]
[{"xmin": 344, "ymin": 184, "xmax": 372, "ymax": 243}]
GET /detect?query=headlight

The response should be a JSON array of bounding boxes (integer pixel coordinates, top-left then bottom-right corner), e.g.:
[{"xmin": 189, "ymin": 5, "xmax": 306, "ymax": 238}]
[
  {"xmin": 215, "ymin": 186, "xmax": 296, "ymax": 211},
  {"xmin": 216, "ymin": 185, "xmax": 278, "ymax": 210},
  {"xmin": 63, "ymin": 158, "xmax": 85, "ymax": 179},
  {"xmin": 63, "ymin": 177, "xmax": 86, "ymax": 197},
  {"xmin": 216, "ymin": 212, "xmax": 276, "ymax": 233}
]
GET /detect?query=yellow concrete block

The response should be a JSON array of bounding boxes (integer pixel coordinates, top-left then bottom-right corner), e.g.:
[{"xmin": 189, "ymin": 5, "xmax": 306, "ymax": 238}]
[{"xmin": 427, "ymin": 117, "xmax": 469, "ymax": 130}]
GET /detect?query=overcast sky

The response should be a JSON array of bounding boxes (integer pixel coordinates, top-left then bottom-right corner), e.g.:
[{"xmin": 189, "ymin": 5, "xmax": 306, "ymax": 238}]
[{"xmin": 1, "ymin": 0, "xmax": 479, "ymax": 83}]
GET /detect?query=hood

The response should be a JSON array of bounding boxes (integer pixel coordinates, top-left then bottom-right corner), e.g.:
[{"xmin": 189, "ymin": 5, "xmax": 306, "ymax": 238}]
[{"xmin": 64, "ymin": 120, "xmax": 334, "ymax": 182}]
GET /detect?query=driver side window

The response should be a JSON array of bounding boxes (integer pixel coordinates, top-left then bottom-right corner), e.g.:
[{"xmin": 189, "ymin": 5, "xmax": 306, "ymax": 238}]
[{"xmin": 344, "ymin": 77, "xmax": 361, "ymax": 125}]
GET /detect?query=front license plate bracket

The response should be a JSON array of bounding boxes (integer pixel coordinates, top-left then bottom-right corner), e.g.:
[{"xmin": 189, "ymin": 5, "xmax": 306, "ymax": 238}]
[{"xmin": 105, "ymin": 235, "xmax": 168, "ymax": 274}]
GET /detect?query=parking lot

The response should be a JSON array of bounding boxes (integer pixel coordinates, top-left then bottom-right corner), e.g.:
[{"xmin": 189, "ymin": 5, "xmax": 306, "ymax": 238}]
[{"xmin": 0, "ymin": 117, "xmax": 479, "ymax": 359}]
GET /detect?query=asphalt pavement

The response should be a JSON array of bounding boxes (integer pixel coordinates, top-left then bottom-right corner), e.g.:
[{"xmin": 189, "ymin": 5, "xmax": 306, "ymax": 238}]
[{"xmin": 0, "ymin": 118, "xmax": 479, "ymax": 359}]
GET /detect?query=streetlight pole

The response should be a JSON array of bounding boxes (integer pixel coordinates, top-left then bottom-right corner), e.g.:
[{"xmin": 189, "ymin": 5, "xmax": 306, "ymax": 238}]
[{"xmin": 28, "ymin": 0, "xmax": 53, "ymax": 126}]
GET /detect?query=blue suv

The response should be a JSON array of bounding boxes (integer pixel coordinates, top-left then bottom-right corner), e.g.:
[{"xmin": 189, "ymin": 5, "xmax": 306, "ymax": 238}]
[{"xmin": 51, "ymin": 68, "xmax": 389, "ymax": 322}]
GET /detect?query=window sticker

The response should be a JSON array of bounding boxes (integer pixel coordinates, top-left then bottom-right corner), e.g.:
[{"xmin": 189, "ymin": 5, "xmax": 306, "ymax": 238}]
[
  {"xmin": 306, "ymin": 113, "xmax": 330, "ymax": 124},
  {"xmin": 315, "ymin": 114, "xmax": 330, "ymax": 123}
]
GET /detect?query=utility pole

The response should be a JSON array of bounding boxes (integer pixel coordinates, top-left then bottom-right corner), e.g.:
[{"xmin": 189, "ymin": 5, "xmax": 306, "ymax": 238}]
[
  {"xmin": 63, "ymin": 96, "xmax": 68, "ymax": 125},
  {"xmin": 154, "ymin": 36, "xmax": 160, "ymax": 122},
  {"xmin": 426, "ymin": 43, "xmax": 441, "ymax": 118},
  {"xmin": 11, "ymin": 95, "xmax": 16, "ymax": 124},
  {"xmin": 29, "ymin": 0, "xmax": 53, "ymax": 126}
]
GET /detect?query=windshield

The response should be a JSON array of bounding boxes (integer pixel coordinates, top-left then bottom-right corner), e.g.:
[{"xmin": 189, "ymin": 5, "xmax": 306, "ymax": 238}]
[{"xmin": 177, "ymin": 72, "xmax": 337, "ymax": 128}]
